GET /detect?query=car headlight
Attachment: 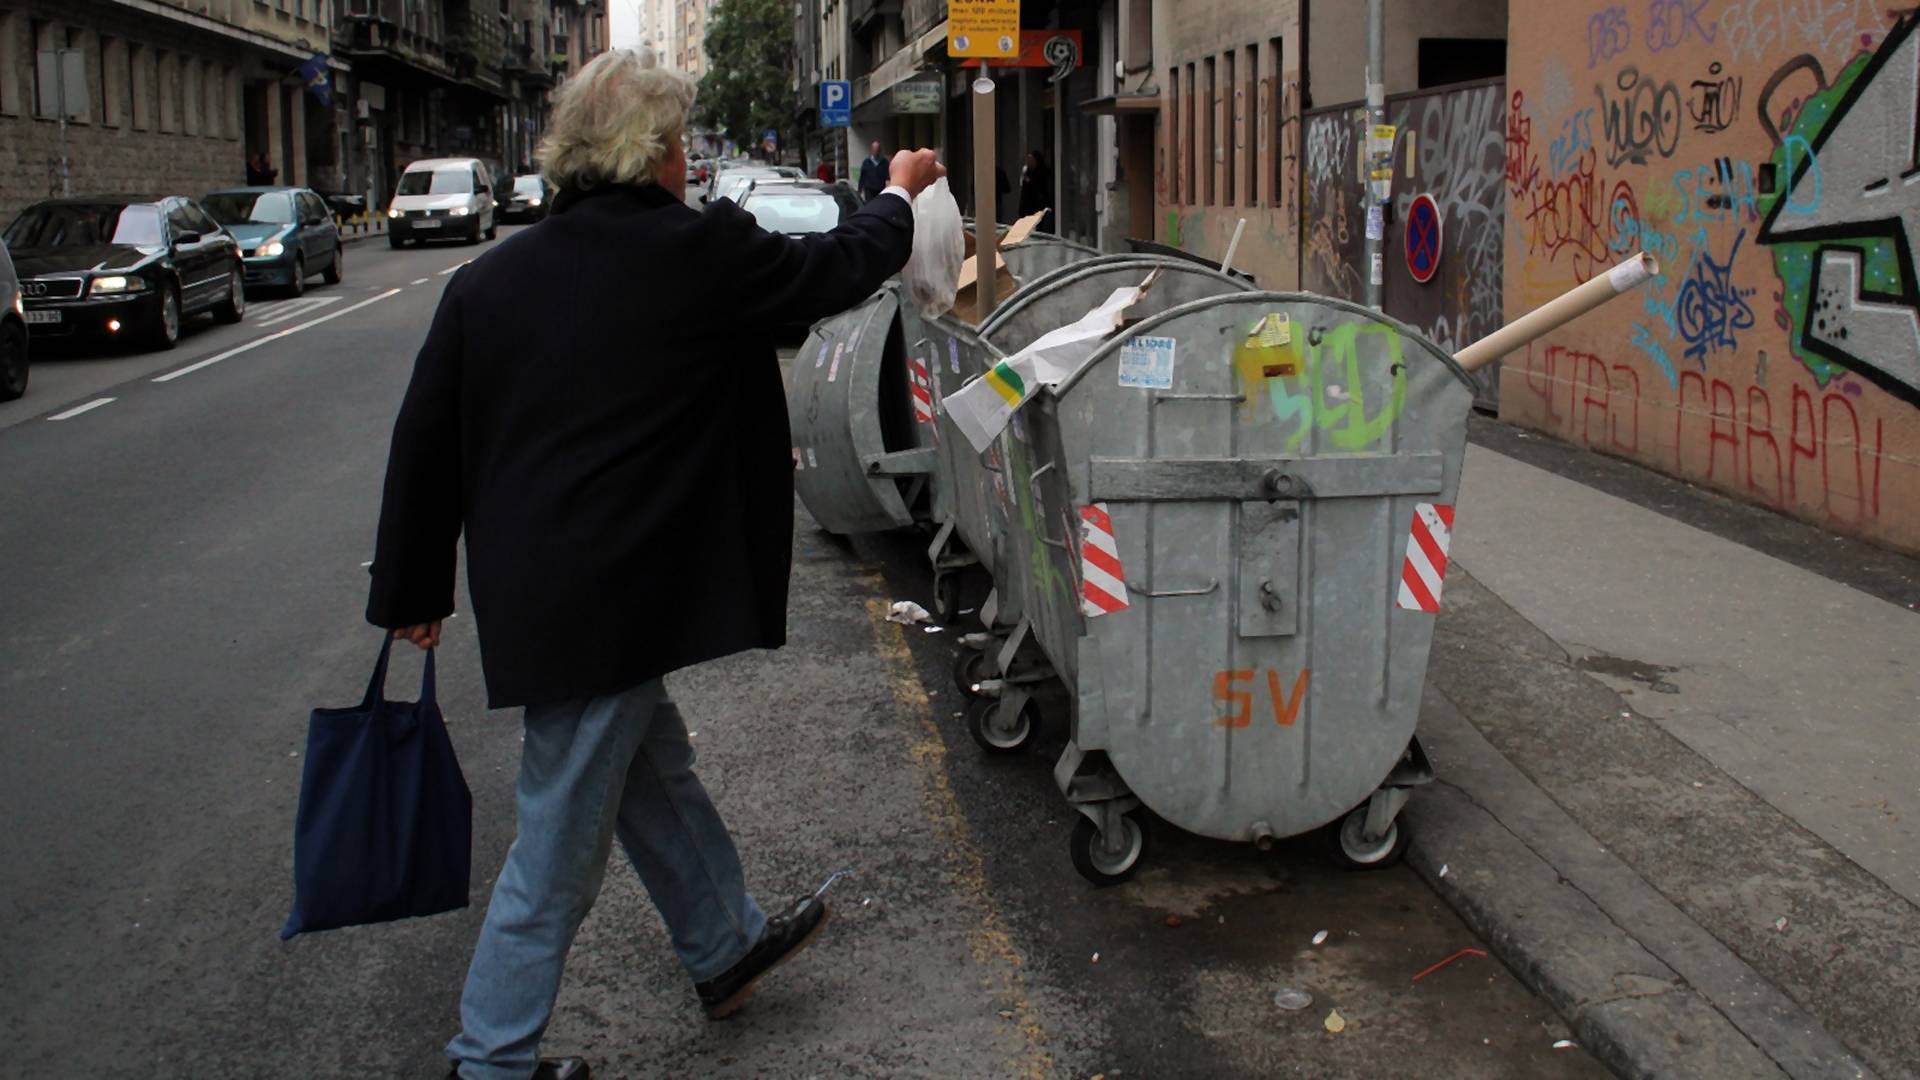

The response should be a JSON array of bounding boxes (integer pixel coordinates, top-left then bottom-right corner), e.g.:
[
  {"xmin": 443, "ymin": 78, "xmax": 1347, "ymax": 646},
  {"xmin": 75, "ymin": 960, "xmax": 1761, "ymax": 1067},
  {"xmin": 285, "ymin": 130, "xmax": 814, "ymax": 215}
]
[
  {"xmin": 11, "ymin": 294, "xmax": 21, "ymax": 316},
  {"xmin": 527, "ymin": 197, "xmax": 542, "ymax": 206},
  {"xmin": 387, "ymin": 207, "xmax": 402, "ymax": 218},
  {"xmin": 449, "ymin": 206, "xmax": 471, "ymax": 217},
  {"xmin": 257, "ymin": 241, "xmax": 285, "ymax": 257},
  {"xmin": 89, "ymin": 275, "xmax": 149, "ymax": 296}
]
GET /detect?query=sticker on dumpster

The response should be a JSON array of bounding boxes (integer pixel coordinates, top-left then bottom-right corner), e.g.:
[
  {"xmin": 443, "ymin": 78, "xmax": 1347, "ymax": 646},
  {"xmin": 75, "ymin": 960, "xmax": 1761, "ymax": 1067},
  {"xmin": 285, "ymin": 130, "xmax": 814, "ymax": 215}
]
[
  {"xmin": 907, "ymin": 353, "xmax": 934, "ymax": 423},
  {"xmin": 1254, "ymin": 312, "xmax": 1291, "ymax": 347},
  {"xmin": 807, "ymin": 447, "xmax": 819, "ymax": 469},
  {"xmin": 1079, "ymin": 503, "xmax": 1130, "ymax": 617},
  {"xmin": 1117, "ymin": 336, "xmax": 1176, "ymax": 389},
  {"xmin": 949, "ymin": 336, "xmax": 961, "ymax": 374},
  {"xmin": 815, "ymin": 341, "xmax": 830, "ymax": 368},
  {"xmin": 828, "ymin": 342, "xmax": 844, "ymax": 383},
  {"xmin": 1396, "ymin": 503, "xmax": 1455, "ymax": 613}
]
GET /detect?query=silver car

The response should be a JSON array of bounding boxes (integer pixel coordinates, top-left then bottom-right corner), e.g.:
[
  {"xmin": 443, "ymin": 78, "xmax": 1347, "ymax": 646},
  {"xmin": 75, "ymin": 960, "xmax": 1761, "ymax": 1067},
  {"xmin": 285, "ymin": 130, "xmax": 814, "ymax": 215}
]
[{"xmin": 0, "ymin": 241, "xmax": 26, "ymax": 401}]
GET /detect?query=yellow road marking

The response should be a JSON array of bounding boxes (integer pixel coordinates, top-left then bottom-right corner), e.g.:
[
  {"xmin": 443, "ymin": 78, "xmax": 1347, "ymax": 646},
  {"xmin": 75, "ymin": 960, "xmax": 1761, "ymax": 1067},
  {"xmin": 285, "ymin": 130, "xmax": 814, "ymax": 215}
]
[{"xmin": 863, "ymin": 592, "xmax": 1051, "ymax": 1079}]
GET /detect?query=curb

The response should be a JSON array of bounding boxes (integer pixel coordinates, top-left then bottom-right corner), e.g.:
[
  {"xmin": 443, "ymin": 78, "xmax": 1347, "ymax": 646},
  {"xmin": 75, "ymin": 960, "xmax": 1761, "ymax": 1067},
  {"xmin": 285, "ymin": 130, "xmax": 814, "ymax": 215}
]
[{"xmin": 1403, "ymin": 690, "xmax": 1873, "ymax": 1080}]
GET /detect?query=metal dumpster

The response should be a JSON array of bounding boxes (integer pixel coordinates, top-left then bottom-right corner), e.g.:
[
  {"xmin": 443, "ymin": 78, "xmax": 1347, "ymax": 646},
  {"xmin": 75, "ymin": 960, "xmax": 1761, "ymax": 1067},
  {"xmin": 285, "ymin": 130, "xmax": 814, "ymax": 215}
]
[
  {"xmin": 985, "ymin": 291, "xmax": 1475, "ymax": 885},
  {"xmin": 789, "ymin": 285, "xmax": 936, "ymax": 535},
  {"xmin": 1000, "ymin": 234, "xmax": 1102, "ymax": 281},
  {"xmin": 948, "ymin": 257, "xmax": 1257, "ymax": 727}
]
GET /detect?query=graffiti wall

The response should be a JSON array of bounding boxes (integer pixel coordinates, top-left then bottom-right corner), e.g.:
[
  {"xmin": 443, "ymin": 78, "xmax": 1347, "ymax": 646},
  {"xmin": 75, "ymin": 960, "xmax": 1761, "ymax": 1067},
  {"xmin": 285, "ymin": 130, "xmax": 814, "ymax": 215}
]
[
  {"xmin": 1304, "ymin": 80, "xmax": 1509, "ymax": 405},
  {"xmin": 1504, "ymin": 1, "xmax": 1920, "ymax": 551}
]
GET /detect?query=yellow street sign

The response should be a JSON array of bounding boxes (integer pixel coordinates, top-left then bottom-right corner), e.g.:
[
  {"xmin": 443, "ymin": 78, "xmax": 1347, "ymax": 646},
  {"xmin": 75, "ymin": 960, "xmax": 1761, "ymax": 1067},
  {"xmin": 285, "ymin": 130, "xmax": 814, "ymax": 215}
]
[{"xmin": 948, "ymin": 0, "xmax": 1020, "ymax": 59}]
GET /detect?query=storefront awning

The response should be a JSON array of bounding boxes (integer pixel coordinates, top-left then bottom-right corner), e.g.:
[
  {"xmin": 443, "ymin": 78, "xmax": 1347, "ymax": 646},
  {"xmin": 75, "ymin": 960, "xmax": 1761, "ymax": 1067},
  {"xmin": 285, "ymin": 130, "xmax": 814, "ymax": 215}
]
[
  {"xmin": 1077, "ymin": 93, "xmax": 1161, "ymax": 115},
  {"xmin": 853, "ymin": 19, "xmax": 949, "ymax": 109}
]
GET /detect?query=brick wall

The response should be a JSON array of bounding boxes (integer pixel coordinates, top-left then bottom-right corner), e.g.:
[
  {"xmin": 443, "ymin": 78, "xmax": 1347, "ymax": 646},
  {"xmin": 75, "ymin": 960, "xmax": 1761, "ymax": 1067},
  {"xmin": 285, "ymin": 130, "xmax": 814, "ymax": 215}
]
[{"xmin": 0, "ymin": 2, "xmax": 249, "ymax": 225}]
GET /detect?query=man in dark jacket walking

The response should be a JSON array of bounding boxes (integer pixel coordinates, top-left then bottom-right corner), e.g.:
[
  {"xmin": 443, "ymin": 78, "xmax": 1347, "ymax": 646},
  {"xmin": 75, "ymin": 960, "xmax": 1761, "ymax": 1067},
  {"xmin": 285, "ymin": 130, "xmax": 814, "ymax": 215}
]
[
  {"xmin": 857, "ymin": 140, "xmax": 888, "ymax": 202},
  {"xmin": 366, "ymin": 47, "xmax": 943, "ymax": 1080}
]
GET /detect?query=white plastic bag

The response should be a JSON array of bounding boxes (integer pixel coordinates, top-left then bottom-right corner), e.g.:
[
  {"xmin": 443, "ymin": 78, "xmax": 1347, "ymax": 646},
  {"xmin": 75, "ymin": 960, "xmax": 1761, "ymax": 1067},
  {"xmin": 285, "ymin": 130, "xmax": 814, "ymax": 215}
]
[{"xmin": 901, "ymin": 177, "xmax": 965, "ymax": 319}]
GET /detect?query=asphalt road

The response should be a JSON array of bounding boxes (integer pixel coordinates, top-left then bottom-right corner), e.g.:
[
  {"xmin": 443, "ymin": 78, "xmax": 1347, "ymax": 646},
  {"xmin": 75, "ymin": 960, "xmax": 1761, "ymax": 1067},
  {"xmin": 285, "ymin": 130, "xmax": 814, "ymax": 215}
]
[{"xmin": 0, "ymin": 221, "xmax": 1607, "ymax": 1077}]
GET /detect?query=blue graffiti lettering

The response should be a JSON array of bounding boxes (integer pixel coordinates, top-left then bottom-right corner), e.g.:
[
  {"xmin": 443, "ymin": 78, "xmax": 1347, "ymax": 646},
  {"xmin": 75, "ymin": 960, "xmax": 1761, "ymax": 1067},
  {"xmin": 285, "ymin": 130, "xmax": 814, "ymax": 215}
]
[
  {"xmin": 1675, "ymin": 228, "xmax": 1758, "ymax": 361},
  {"xmin": 1630, "ymin": 322, "xmax": 1680, "ymax": 387},
  {"xmin": 1588, "ymin": 7, "xmax": 1632, "ymax": 68},
  {"xmin": 1780, "ymin": 133, "xmax": 1823, "ymax": 214},
  {"xmin": 1645, "ymin": 0, "xmax": 1715, "ymax": 52},
  {"xmin": 1673, "ymin": 157, "xmax": 1760, "ymax": 224},
  {"xmin": 1549, "ymin": 108, "xmax": 1597, "ymax": 177}
]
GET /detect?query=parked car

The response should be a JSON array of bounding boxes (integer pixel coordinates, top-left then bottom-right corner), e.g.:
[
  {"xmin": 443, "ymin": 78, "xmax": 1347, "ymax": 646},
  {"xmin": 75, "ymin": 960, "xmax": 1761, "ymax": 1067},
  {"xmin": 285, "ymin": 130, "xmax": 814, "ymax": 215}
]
[
  {"xmin": 501, "ymin": 175, "xmax": 551, "ymax": 223},
  {"xmin": 3, "ymin": 196, "xmax": 246, "ymax": 350},
  {"xmin": 703, "ymin": 162, "xmax": 801, "ymax": 204},
  {"xmin": 734, "ymin": 179, "xmax": 861, "ymax": 236},
  {"xmin": 0, "ymin": 242, "xmax": 27, "ymax": 400},
  {"xmin": 387, "ymin": 158, "xmax": 498, "ymax": 247},
  {"xmin": 202, "ymin": 186, "xmax": 342, "ymax": 296}
]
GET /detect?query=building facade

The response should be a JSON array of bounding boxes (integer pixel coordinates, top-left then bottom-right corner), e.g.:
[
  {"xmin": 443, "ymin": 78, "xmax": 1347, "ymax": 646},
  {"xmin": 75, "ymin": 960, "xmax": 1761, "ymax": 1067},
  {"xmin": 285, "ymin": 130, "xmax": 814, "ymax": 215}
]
[
  {"xmin": 672, "ymin": 0, "xmax": 705, "ymax": 78},
  {"xmin": 0, "ymin": 0, "xmax": 603, "ymax": 226}
]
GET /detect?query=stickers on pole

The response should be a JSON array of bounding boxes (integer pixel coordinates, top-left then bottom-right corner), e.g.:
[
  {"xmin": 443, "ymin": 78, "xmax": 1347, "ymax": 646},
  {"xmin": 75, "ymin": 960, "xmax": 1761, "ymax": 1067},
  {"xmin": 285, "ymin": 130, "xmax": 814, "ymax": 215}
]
[
  {"xmin": 1079, "ymin": 503, "xmax": 1130, "ymax": 617},
  {"xmin": 908, "ymin": 352, "xmax": 934, "ymax": 423},
  {"xmin": 1396, "ymin": 503, "xmax": 1455, "ymax": 613},
  {"xmin": 1364, "ymin": 205, "xmax": 1385, "ymax": 242},
  {"xmin": 1117, "ymin": 335, "xmax": 1176, "ymax": 389},
  {"xmin": 1367, "ymin": 124, "xmax": 1397, "ymax": 205}
]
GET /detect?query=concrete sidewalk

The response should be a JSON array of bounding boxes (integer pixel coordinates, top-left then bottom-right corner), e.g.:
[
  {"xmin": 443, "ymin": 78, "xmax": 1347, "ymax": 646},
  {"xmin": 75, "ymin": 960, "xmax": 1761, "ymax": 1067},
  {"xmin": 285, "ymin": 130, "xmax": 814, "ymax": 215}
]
[{"xmin": 1411, "ymin": 431, "xmax": 1919, "ymax": 1079}]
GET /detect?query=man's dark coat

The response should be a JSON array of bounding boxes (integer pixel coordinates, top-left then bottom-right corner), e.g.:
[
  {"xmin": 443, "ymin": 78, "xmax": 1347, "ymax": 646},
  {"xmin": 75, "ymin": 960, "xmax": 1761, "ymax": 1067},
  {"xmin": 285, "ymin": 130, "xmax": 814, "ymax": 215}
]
[{"xmin": 367, "ymin": 181, "xmax": 914, "ymax": 707}]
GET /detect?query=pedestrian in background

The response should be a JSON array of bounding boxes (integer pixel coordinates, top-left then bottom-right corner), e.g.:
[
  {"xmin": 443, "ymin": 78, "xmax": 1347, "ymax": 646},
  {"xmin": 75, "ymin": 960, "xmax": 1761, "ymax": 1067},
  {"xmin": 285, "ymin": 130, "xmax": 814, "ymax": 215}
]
[
  {"xmin": 815, "ymin": 158, "xmax": 833, "ymax": 183},
  {"xmin": 1018, "ymin": 149, "xmax": 1054, "ymax": 233},
  {"xmin": 247, "ymin": 153, "xmax": 277, "ymax": 185},
  {"xmin": 858, "ymin": 140, "xmax": 888, "ymax": 202},
  {"xmin": 366, "ymin": 46, "xmax": 944, "ymax": 1080}
]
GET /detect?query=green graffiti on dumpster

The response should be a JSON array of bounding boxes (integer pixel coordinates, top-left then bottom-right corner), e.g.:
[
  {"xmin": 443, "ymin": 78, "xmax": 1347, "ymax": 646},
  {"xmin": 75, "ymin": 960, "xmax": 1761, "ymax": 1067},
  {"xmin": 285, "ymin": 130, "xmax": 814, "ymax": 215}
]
[{"xmin": 1243, "ymin": 322, "xmax": 1408, "ymax": 451}]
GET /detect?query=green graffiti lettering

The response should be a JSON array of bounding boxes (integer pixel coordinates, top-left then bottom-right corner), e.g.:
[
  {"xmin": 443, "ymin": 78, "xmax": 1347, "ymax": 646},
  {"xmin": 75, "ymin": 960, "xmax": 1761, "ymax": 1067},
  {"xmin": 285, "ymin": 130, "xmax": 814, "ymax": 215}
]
[{"xmin": 1251, "ymin": 323, "xmax": 1408, "ymax": 450}]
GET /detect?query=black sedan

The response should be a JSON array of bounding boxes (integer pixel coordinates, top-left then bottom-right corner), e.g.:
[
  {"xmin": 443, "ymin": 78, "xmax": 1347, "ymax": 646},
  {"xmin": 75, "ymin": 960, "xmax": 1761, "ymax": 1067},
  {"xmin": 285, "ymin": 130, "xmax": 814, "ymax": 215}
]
[
  {"xmin": 4, "ymin": 196, "xmax": 246, "ymax": 350},
  {"xmin": 501, "ymin": 175, "xmax": 551, "ymax": 223}
]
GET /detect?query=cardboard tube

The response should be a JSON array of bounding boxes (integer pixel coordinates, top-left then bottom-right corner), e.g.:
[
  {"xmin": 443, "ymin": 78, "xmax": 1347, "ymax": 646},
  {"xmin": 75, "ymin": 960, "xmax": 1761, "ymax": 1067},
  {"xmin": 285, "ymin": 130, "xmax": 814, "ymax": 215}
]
[
  {"xmin": 1454, "ymin": 252, "xmax": 1660, "ymax": 373},
  {"xmin": 972, "ymin": 75, "xmax": 999, "ymax": 320},
  {"xmin": 1220, "ymin": 217, "xmax": 1247, "ymax": 275}
]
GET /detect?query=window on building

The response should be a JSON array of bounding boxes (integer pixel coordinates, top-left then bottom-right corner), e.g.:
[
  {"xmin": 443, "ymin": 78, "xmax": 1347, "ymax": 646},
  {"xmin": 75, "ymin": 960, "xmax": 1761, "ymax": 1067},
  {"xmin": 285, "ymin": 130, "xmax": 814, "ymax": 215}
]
[
  {"xmin": 227, "ymin": 67, "xmax": 242, "ymax": 139},
  {"xmin": 1244, "ymin": 44, "xmax": 1258, "ymax": 206},
  {"xmin": 1417, "ymin": 38, "xmax": 1505, "ymax": 88},
  {"xmin": 1166, "ymin": 66, "xmax": 1179, "ymax": 205},
  {"xmin": 182, "ymin": 58, "xmax": 200, "ymax": 136},
  {"xmin": 158, "ymin": 51, "xmax": 176, "ymax": 132},
  {"xmin": 203, "ymin": 62, "xmax": 222, "ymax": 138},
  {"xmin": 30, "ymin": 18, "xmax": 53, "ymax": 118},
  {"xmin": 130, "ymin": 44, "xmax": 152, "ymax": 129},
  {"xmin": 1269, "ymin": 37, "xmax": 1284, "ymax": 206},
  {"xmin": 1221, "ymin": 50, "xmax": 1235, "ymax": 206},
  {"xmin": 100, "ymin": 36, "xmax": 125, "ymax": 127},
  {"xmin": 1200, "ymin": 57, "xmax": 1215, "ymax": 206},
  {"xmin": 1183, "ymin": 62, "xmax": 1196, "ymax": 206},
  {"xmin": 0, "ymin": 12, "xmax": 18, "ymax": 116}
]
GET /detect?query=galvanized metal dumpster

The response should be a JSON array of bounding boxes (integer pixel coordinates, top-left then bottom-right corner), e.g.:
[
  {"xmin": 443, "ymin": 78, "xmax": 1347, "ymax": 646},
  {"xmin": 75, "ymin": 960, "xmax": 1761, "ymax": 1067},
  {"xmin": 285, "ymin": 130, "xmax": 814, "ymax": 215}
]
[
  {"xmin": 789, "ymin": 286, "xmax": 936, "ymax": 536},
  {"xmin": 982, "ymin": 291, "xmax": 1474, "ymax": 884}
]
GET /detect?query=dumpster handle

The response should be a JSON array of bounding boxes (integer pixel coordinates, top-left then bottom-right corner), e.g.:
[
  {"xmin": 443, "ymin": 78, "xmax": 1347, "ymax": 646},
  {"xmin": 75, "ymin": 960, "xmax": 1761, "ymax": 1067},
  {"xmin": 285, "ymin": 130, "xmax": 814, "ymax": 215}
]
[
  {"xmin": 1152, "ymin": 392, "xmax": 1246, "ymax": 405},
  {"xmin": 1127, "ymin": 578, "xmax": 1220, "ymax": 598},
  {"xmin": 1028, "ymin": 461, "xmax": 1056, "ymax": 501}
]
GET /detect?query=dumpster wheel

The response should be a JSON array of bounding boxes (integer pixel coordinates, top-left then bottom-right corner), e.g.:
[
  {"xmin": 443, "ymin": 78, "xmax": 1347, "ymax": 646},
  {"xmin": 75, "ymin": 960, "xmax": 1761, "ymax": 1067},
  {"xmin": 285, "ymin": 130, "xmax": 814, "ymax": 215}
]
[
  {"xmin": 967, "ymin": 697, "xmax": 1035, "ymax": 754},
  {"xmin": 953, "ymin": 649, "xmax": 993, "ymax": 699},
  {"xmin": 1071, "ymin": 811, "xmax": 1148, "ymax": 887},
  {"xmin": 1326, "ymin": 807, "xmax": 1408, "ymax": 870}
]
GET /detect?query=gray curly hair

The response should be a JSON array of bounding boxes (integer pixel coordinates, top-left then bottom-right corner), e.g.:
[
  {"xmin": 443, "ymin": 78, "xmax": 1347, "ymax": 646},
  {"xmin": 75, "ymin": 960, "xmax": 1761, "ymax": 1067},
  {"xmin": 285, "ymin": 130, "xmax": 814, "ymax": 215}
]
[{"xmin": 538, "ymin": 48, "xmax": 696, "ymax": 190}]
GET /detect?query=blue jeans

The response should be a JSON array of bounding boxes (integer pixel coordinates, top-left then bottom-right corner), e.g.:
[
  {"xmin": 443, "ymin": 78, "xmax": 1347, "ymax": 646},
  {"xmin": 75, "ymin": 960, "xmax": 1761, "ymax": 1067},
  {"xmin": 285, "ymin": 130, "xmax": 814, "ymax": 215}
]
[{"xmin": 447, "ymin": 679, "xmax": 768, "ymax": 1080}]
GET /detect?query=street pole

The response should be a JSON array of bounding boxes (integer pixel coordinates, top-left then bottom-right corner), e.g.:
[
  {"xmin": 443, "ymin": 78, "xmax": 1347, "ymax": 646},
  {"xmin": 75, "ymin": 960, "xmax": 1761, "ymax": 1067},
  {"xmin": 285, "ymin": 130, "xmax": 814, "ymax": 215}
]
[
  {"xmin": 56, "ymin": 48, "xmax": 73, "ymax": 197},
  {"xmin": 1363, "ymin": 0, "xmax": 1383, "ymax": 311},
  {"xmin": 973, "ymin": 69, "xmax": 999, "ymax": 319}
]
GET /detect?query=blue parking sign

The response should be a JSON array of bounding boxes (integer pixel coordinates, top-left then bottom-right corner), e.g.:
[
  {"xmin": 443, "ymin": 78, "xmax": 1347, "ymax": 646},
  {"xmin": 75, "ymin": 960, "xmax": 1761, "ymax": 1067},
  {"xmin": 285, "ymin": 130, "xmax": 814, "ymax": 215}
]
[{"xmin": 820, "ymin": 80, "xmax": 851, "ymax": 128}]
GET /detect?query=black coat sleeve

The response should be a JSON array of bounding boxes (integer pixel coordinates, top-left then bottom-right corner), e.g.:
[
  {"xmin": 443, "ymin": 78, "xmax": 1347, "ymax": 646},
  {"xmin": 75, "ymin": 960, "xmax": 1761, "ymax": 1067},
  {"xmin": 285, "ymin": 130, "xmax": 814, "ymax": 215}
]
[
  {"xmin": 366, "ymin": 278, "xmax": 466, "ymax": 629},
  {"xmin": 706, "ymin": 192, "xmax": 914, "ymax": 328}
]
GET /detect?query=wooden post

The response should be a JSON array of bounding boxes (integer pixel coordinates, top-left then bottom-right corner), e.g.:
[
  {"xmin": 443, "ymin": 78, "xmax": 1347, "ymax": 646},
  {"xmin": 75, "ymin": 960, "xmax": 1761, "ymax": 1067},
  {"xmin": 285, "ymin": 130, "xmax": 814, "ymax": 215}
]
[{"xmin": 973, "ymin": 71, "xmax": 1000, "ymax": 320}]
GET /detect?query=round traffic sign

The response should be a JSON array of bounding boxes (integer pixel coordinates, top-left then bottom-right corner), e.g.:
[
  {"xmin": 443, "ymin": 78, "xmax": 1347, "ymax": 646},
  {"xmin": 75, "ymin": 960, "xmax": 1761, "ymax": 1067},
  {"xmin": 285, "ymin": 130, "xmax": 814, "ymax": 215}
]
[{"xmin": 1405, "ymin": 193, "xmax": 1443, "ymax": 284}]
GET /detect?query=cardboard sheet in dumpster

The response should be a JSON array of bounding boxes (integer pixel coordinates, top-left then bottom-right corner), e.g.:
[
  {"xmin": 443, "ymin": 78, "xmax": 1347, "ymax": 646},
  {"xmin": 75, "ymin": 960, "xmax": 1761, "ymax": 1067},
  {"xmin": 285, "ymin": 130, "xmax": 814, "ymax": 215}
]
[{"xmin": 943, "ymin": 284, "xmax": 1146, "ymax": 453}]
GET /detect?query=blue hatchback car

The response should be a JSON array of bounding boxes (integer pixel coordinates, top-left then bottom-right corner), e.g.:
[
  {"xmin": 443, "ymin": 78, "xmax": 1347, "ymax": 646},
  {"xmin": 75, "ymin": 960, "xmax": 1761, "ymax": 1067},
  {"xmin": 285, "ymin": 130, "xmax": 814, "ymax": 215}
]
[{"xmin": 201, "ymin": 186, "xmax": 342, "ymax": 296}]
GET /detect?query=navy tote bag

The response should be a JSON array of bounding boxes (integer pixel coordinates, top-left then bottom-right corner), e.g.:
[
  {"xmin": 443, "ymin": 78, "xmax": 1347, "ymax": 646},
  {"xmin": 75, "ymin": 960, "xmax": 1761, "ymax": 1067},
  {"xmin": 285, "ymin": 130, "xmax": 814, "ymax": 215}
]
[{"xmin": 282, "ymin": 636, "xmax": 472, "ymax": 939}]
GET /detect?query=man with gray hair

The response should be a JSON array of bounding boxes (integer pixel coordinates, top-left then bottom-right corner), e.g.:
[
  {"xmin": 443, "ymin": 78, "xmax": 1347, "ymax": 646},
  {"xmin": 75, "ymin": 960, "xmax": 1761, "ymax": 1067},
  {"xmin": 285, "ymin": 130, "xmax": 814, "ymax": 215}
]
[{"xmin": 365, "ymin": 48, "xmax": 945, "ymax": 1080}]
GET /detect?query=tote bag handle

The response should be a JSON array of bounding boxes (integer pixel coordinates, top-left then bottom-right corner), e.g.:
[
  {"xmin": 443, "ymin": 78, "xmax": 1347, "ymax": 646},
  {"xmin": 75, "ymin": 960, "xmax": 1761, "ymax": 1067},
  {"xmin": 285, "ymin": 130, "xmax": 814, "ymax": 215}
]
[{"xmin": 362, "ymin": 633, "xmax": 437, "ymax": 711}]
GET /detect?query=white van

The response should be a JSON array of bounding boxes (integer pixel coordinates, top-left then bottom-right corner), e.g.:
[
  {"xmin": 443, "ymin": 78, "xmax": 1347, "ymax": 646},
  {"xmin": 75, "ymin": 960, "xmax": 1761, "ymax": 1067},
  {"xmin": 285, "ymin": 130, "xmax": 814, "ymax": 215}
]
[{"xmin": 387, "ymin": 157, "xmax": 498, "ymax": 247}]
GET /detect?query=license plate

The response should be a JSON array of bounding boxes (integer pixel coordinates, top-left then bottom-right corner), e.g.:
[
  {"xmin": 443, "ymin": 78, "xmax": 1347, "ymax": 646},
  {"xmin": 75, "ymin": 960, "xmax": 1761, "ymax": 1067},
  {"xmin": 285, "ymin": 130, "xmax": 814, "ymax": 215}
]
[
  {"xmin": 414, "ymin": 220, "xmax": 442, "ymax": 230},
  {"xmin": 25, "ymin": 309, "xmax": 61, "ymax": 325}
]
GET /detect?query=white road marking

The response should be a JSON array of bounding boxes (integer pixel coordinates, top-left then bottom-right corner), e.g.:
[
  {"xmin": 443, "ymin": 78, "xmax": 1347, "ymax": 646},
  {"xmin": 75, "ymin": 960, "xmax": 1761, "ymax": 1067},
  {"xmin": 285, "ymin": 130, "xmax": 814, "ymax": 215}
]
[
  {"xmin": 152, "ymin": 288, "xmax": 404, "ymax": 383},
  {"xmin": 410, "ymin": 277, "xmax": 430, "ymax": 285},
  {"xmin": 436, "ymin": 261, "xmax": 468, "ymax": 276},
  {"xmin": 255, "ymin": 295, "xmax": 339, "ymax": 327},
  {"xmin": 47, "ymin": 397, "xmax": 116, "ymax": 421}
]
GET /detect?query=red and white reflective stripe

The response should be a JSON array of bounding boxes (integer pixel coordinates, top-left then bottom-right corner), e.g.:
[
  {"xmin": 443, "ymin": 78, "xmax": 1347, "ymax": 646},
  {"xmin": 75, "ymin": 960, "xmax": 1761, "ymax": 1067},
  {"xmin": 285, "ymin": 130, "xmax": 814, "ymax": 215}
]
[
  {"xmin": 1079, "ymin": 503, "xmax": 1130, "ymax": 617},
  {"xmin": 908, "ymin": 354, "xmax": 934, "ymax": 423},
  {"xmin": 1396, "ymin": 502, "xmax": 1455, "ymax": 613}
]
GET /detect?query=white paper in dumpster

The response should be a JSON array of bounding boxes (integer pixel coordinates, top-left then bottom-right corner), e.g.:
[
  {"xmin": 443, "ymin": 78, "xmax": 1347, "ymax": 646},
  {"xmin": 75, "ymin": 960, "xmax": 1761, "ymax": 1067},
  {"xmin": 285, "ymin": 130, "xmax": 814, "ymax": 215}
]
[{"xmin": 942, "ymin": 286, "xmax": 1146, "ymax": 454}]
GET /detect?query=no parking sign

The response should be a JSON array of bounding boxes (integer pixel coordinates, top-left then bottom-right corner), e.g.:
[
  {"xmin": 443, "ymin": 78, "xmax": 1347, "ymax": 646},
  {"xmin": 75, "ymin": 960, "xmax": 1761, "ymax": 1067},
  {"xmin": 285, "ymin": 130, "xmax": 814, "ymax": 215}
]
[{"xmin": 1404, "ymin": 193, "xmax": 1442, "ymax": 284}]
